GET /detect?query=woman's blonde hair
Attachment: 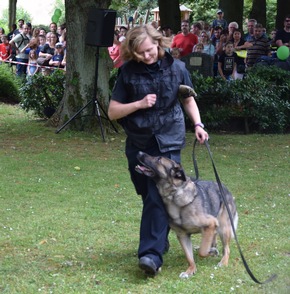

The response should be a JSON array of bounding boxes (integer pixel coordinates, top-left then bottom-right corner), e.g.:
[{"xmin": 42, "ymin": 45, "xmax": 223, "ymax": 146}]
[{"xmin": 121, "ymin": 24, "xmax": 172, "ymax": 62}]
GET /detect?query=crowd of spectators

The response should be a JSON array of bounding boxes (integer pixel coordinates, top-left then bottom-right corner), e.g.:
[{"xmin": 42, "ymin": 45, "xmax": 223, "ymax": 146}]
[
  {"xmin": 109, "ymin": 11, "xmax": 290, "ymax": 80},
  {"xmin": 0, "ymin": 11, "xmax": 289, "ymax": 81},
  {"xmin": 0, "ymin": 18, "xmax": 67, "ymax": 80}
]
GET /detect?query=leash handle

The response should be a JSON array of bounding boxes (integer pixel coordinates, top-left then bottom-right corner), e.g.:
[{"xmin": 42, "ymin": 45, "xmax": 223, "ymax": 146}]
[{"xmin": 193, "ymin": 139, "xmax": 277, "ymax": 284}]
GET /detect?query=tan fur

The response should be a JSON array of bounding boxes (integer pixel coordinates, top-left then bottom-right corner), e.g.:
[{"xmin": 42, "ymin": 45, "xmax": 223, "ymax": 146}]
[{"xmin": 136, "ymin": 152, "xmax": 238, "ymax": 278}]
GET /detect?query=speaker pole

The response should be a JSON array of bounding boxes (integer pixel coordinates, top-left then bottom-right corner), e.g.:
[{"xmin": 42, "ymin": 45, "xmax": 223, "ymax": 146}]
[
  {"xmin": 55, "ymin": 46, "xmax": 118, "ymax": 139},
  {"xmin": 92, "ymin": 46, "xmax": 105, "ymax": 141}
]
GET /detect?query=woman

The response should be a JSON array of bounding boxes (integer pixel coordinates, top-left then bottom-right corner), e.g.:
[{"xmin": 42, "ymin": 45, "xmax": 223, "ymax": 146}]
[
  {"xmin": 198, "ymin": 30, "xmax": 215, "ymax": 57},
  {"xmin": 32, "ymin": 27, "xmax": 40, "ymax": 39},
  {"xmin": 230, "ymin": 28, "xmax": 244, "ymax": 49},
  {"xmin": 38, "ymin": 32, "xmax": 57, "ymax": 73},
  {"xmin": 108, "ymin": 24, "xmax": 208, "ymax": 276},
  {"xmin": 108, "ymin": 31, "xmax": 123, "ymax": 68},
  {"xmin": 231, "ymin": 29, "xmax": 246, "ymax": 79}
]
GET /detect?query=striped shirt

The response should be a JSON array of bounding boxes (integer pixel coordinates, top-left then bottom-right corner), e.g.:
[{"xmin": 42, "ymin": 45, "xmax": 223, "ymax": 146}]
[{"xmin": 246, "ymin": 36, "xmax": 270, "ymax": 67}]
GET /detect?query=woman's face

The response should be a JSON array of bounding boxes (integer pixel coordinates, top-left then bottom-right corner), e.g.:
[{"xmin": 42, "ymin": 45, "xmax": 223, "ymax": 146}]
[
  {"xmin": 34, "ymin": 28, "xmax": 40, "ymax": 36},
  {"xmin": 50, "ymin": 34, "xmax": 57, "ymax": 44},
  {"xmin": 233, "ymin": 31, "xmax": 241, "ymax": 40},
  {"xmin": 200, "ymin": 33, "xmax": 208, "ymax": 42},
  {"xmin": 136, "ymin": 36, "xmax": 158, "ymax": 64}
]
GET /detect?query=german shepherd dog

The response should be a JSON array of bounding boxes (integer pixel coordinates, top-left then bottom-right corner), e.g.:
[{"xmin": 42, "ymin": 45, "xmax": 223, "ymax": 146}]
[{"xmin": 135, "ymin": 152, "xmax": 238, "ymax": 278}]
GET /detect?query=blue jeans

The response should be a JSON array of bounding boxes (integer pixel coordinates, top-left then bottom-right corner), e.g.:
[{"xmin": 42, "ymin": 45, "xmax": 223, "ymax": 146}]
[
  {"xmin": 16, "ymin": 58, "xmax": 28, "ymax": 77},
  {"xmin": 125, "ymin": 138, "xmax": 181, "ymax": 268}
]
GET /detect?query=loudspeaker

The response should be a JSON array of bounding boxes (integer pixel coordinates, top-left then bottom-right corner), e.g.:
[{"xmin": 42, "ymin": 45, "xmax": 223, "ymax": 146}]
[{"xmin": 86, "ymin": 8, "xmax": 116, "ymax": 47}]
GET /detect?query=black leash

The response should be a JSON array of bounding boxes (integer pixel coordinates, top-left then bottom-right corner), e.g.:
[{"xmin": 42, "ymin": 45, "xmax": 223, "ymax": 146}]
[{"xmin": 192, "ymin": 139, "xmax": 277, "ymax": 284}]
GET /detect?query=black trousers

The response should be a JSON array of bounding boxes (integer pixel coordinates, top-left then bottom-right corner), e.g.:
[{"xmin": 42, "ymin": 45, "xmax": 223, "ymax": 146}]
[{"xmin": 125, "ymin": 139, "xmax": 181, "ymax": 268}]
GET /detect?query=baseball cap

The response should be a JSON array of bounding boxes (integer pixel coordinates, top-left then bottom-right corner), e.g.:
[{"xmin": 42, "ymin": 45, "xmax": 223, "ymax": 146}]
[
  {"xmin": 55, "ymin": 42, "xmax": 63, "ymax": 48},
  {"xmin": 217, "ymin": 9, "xmax": 223, "ymax": 14}
]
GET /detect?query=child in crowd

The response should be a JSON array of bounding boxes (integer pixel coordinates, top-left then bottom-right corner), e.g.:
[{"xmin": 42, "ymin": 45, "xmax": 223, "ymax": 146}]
[
  {"xmin": 38, "ymin": 34, "xmax": 46, "ymax": 51},
  {"xmin": 49, "ymin": 42, "xmax": 64, "ymax": 68},
  {"xmin": 193, "ymin": 43, "xmax": 204, "ymax": 52},
  {"xmin": 170, "ymin": 47, "xmax": 181, "ymax": 59},
  {"xmin": 27, "ymin": 49, "xmax": 39, "ymax": 78},
  {"xmin": 21, "ymin": 37, "xmax": 40, "ymax": 55},
  {"xmin": 210, "ymin": 10, "xmax": 228, "ymax": 36},
  {"xmin": 218, "ymin": 41, "xmax": 238, "ymax": 81},
  {"xmin": 0, "ymin": 35, "xmax": 12, "ymax": 62}
]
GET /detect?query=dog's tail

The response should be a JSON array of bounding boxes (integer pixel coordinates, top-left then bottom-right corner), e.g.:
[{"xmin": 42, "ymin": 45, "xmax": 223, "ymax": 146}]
[{"xmin": 231, "ymin": 212, "xmax": 238, "ymax": 238}]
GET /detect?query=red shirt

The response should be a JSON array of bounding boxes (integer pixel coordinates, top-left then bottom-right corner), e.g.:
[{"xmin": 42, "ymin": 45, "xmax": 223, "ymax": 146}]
[
  {"xmin": 0, "ymin": 43, "xmax": 12, "ymax": 60},
  {"xmin": 171, "ymin": 33, "xmax": 198, "ymax": 57},
  {"xmin": 108, "ymin": 44, "xmax": 123, "ymax": 68}
]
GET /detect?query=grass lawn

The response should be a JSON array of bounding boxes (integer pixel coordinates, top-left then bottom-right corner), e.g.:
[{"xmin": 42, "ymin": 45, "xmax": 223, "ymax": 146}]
[{"xmin": 0, "ymin": 103, "xmax": 289, "ymax": 293}]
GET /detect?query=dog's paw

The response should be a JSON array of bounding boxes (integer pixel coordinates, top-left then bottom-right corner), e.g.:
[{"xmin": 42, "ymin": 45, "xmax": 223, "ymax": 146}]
[
  {"xmin": 179, "ymin": 272, "xmax": 192, "ymax": 279},
  {"xmin": 209, "ymin": 247, "xmax": 219, "ymax": 256}
]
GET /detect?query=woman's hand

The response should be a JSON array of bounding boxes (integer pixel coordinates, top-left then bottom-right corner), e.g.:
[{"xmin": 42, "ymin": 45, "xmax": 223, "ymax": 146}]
[
  {"xmin": 139, "ymin": 94, "xmax": 157, "ymax": 109},
  {"xmin": 46, "ymin": 54, "xmax": 52, "ymax": 60},
  {"xmin": 108, "ymin": 94, "xmax": 156, "ymax": 120},
  {"xmin": 195, "ymin": 126, "xmax": 209, "ymax": 144}
]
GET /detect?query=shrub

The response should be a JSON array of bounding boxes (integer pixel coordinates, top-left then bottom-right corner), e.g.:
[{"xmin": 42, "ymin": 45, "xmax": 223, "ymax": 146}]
[
  {"xmin": 230, "ymin": 67, "xmax": 290, "ymax": 133},
  {"xmin": 19, "ymin": 70, "xmax": 65, "ymax": 118},
  {"xmin": 191, "ymin": 67, "xmax": 290, "ymax": 134},
  {"xmin": 0, "ymin": 63, "xmax": 20, "ymax": 103},
  {"xmin": 191, "ymin": 72, "xmax": 235, "ymax": 130}
]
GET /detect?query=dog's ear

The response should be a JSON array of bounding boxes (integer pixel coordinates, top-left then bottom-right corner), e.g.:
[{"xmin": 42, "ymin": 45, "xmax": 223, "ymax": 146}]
[{"xmin": 173, "ymin": 165, "xmax": 187, "ymax": 182}]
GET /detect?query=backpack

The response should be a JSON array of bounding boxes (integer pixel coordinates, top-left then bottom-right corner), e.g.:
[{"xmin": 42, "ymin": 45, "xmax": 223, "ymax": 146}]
[{"xmin": 15, "ymin": 33, "xmax": 30, "ymax": 50}]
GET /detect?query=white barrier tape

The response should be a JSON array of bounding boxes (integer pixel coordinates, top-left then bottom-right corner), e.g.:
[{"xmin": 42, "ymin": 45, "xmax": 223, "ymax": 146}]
[{"xmin": 1, "ymin": 59, "xmax": 65, "ymax": 70}]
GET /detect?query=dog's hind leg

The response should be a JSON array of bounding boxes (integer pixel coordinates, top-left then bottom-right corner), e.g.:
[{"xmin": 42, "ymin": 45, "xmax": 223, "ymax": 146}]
[
  {"xmin": 176, "ymin": 233, "xmax": 196, "ymax": 278},
  {"xmin": 198, "ymin": 216, "xmax": 219, "ymax": 258}
]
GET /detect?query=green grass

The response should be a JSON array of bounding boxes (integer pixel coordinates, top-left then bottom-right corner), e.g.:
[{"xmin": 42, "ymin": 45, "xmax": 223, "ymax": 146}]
[{"xmin": 0, "ymin": 103, "xmax": 289, "ymax": 293}]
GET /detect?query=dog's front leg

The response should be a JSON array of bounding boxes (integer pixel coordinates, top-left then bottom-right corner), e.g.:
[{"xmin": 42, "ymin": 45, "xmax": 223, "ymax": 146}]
[
  {"xmin": 199, "ymin": 217, "xmax": 219, "ymax": 258},
  {"xmin": 176, "ymin": 233, "xmax": 196, "ymax": 278}
]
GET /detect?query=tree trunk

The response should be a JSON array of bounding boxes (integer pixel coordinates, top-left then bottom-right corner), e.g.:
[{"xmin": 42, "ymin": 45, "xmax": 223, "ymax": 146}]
[
  {"xmin": 276, "ymin": 0, "xmax": 290, "ymax": 30},
  {"xmin": 219, "ymin": 0, "xmax": 244, "ymax": 30},
  {"xmin": 9, "ymin": 0, "xmax": 17, "ymax": 29},
  {"xmin": 52, "ymin": 0, "xmax": 113, "ymax": 132},
  {"xmin": 158, "ymin": 0, "xmax": 180, "ymax": 34},
  {"xmin": 249, "ymin": 0, "xmax": 266, "ymax": 26}
]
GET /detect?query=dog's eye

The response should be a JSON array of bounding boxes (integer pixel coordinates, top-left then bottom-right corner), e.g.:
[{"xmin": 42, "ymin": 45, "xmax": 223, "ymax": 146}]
[{"xmin": 157, "ymin": 157, "xmax": 162, "ymax": 162}]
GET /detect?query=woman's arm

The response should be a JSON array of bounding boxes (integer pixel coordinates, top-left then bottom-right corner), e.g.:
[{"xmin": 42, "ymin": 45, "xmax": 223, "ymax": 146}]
[
  {"xmin": 108, "ymin": 94, "xmax": 157, "ymax": 120},
  {"xmin": 181, "ymin": 96, "xmax": 209, "ymax": 143}
]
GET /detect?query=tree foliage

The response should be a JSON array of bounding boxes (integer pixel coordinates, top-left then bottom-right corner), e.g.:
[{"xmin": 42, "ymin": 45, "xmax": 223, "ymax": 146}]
[
  {"xmin": 110, "ymin": 0, "xmax": 157, "ymax": 24},
  {"xmin": 1, "ymin": 7, "xmax": 32, "ymax": 32}
]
